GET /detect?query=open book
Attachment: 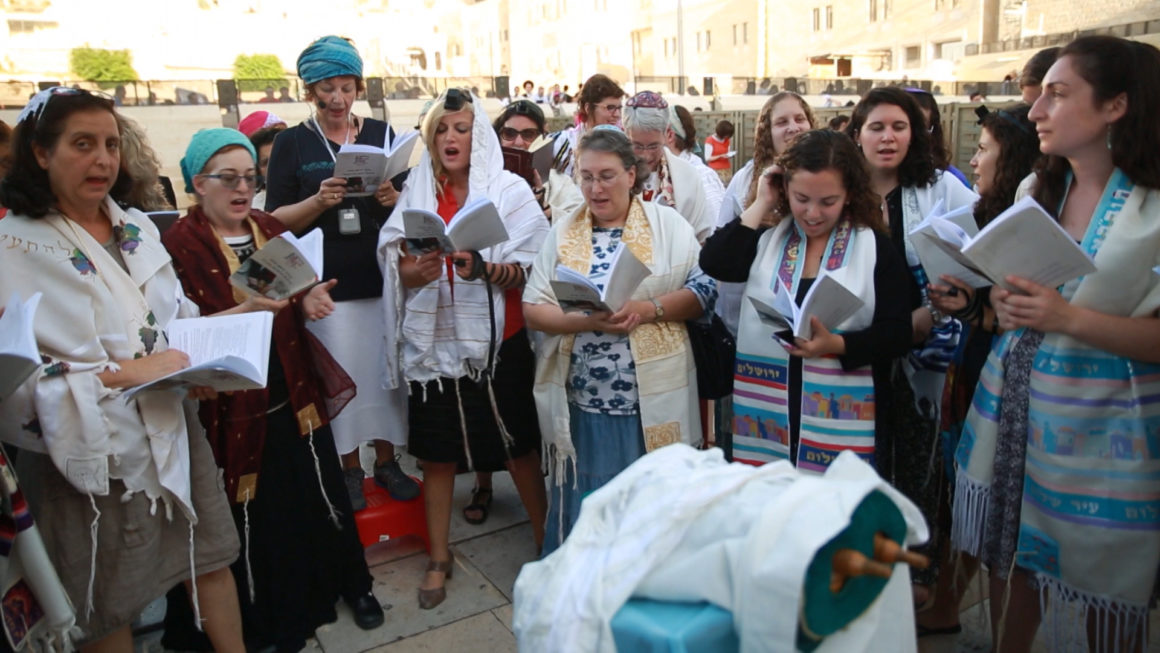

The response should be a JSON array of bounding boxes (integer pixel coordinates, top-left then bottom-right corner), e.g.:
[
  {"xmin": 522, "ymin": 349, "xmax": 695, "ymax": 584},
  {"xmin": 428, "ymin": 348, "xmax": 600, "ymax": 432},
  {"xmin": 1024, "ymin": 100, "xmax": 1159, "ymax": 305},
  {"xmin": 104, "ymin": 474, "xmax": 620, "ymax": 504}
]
[
  {"xmin": 549, "ymin": 247, "xmax": 651, "ymax": 313},
  {"xmin": 334, "ymin": 130, "xmax": 420, "ymax": 197},
  {"xmin": 920, "ymin": 195, "xmax": 1096, "ymax": 292},
  {"xmin": 230, "ymin": 229, "xmax": 324, "ymax": 300},
  {"xmin": 0, "ymin": 293, "xmax": 42, "ymax": 401},
  {"xmin": 907, "ymin": 200, "xmax": 991, "ymax": 288},
  {"xmin": 748, "ymin": 273, "xmax": 864, "ymax": 343},
  {"xmin": 123, "ymin": 311, "xmax": 273, "ymax": 400},
  {"xmin": 502, "ymin": 136, "xmax": 556, "ymax": 188},
  {"xmin": 402, "ymin": 199, "xmax": 510, "ymax": 254}
]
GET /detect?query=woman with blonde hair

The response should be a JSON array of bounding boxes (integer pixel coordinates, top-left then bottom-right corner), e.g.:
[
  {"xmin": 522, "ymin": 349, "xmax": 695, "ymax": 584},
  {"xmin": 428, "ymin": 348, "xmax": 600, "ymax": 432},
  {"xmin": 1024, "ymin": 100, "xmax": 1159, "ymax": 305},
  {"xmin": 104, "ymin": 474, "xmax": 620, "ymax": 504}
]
[{"xmin": 116, "ymin": 113, "xmax": 176, "ymax": 211}]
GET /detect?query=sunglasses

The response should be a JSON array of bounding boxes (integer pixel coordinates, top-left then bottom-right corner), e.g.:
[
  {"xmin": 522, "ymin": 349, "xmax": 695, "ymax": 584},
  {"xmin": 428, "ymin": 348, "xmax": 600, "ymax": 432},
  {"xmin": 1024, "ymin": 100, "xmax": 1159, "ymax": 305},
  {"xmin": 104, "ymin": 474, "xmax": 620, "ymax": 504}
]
[
  {"xmin": 499, "ymin": 127, "xmax": 542, "ymax": 142},
  {"xmin": 444, "ymin": 88, "xmax": 474, "ymax": 112},
  {"xmin": 201, "ymin": 173, "xmax": 261, "ymax": 189}
]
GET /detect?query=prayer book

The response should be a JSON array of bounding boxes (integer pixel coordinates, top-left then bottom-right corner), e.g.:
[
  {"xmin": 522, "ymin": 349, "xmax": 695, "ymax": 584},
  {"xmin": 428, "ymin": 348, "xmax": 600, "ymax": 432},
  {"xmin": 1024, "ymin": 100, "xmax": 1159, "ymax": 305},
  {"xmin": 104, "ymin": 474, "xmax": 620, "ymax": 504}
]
[
  {"xmin": 550, "ymin": 247, "xmax": 651, "ymax": 313},
  {"xmin": 333, "ymin": 130, "xmax": 420, "ymax": 197},
  {"xmin": 907, "ymin": 200, "xmax": 991, "ymax": 288},
  {"xmin": 230, "ymin": 228, "xmax": 324, "ymax": 300},
  {"xmin": 501, "ymin": 136, "xmax": 556, "ymax": 188},
  {"xmin": 919, "ymin": 195, "xmax": 1096, "ymax": 292},
  {"xmin": 402, "ymin": 199, "xmax": 510, "ymax": 254},
  {"xmin": 0, "ymin": 293, "xmax": 42, "ymax": 401},
  {"xmin": 123, "ymin": 311, "xmax": 273, "ymax": 399},
  {"xmin": 748, "ymin": 272, "xmax": 864, "ymax": 343},
  {"xmin": 145, "ymin": 210, "xmax": 180, "ymax": 235}
]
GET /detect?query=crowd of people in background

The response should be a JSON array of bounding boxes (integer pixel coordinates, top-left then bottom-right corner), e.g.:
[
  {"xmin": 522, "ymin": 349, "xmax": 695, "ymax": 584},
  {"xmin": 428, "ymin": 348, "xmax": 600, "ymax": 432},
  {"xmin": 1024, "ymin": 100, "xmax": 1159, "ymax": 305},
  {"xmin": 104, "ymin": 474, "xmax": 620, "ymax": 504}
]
[{"xmin": 0, "ymin": 32, "xmax": 1158, "ymax": 653}]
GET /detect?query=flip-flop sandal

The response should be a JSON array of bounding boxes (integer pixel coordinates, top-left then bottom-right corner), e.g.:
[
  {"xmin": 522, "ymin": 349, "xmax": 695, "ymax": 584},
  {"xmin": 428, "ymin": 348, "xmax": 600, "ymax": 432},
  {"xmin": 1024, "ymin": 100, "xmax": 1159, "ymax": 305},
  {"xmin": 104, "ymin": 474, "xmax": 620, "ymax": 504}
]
[
  {"xmin": 916, "ymin": 623, "xmax": 963, "ymax": 638},
  {"xmin": 463, "ymin": 486, "xmax": 493, "ymax": 525}
]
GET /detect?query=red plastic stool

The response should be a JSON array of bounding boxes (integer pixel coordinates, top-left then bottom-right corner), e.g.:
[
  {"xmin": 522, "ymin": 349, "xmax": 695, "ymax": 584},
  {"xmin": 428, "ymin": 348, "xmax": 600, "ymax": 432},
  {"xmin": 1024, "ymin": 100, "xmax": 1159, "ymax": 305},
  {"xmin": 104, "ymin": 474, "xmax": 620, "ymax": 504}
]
[{"xmin": 353, "ymin": 477, "xmax": 430, "ymax": 551}]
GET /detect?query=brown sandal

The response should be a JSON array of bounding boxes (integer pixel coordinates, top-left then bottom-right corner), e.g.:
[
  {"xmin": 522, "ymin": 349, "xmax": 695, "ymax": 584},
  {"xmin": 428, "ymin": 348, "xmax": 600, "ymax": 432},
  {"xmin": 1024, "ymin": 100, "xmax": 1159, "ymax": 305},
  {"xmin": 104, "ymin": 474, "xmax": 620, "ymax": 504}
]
[
  {"xmin": 463, "ymin": 486, "xmax": 493, "ymax": 525},
  {"xmin": 418, "ymin": 553, "xmax": 454, "ymax": 610}
]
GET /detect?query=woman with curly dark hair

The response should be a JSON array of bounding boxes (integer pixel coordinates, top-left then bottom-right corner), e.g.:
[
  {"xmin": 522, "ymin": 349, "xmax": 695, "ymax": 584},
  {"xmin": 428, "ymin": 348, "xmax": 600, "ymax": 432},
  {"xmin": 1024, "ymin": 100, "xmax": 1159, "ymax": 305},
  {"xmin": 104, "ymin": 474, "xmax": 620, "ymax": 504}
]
[
  {"xmin": 904, "ymin": 87, "xmax": 971, "ymax": 187},
  {"xmin": 701, "ymin": 128, "xmax": 912, "ymax": 470}
]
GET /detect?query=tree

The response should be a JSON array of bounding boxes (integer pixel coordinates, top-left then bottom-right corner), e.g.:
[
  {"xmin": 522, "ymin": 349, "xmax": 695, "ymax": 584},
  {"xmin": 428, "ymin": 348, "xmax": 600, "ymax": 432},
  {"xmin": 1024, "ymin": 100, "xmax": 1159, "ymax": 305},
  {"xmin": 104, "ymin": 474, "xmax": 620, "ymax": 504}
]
[
  {"xmin": 69, "ymin": 47, "xmax": 138, "ymax": 87},
  {"xmin": 233, "ymin": 54, "xmax": 287, "ymax": 92}
]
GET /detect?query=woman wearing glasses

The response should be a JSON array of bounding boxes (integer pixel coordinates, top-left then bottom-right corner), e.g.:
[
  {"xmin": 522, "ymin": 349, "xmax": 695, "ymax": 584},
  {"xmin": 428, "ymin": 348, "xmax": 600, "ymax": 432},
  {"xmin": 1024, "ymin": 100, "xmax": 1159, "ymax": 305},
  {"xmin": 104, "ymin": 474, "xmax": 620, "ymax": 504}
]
[
  {"xmin": 159, "ymin": 129, "xmax": 386, "ymax": 650},
  {"xmin": 264, "ymin": 36, "xmax": 419, "ymax": 513},
  {"xmin": 0, "ymin": 88, "xmax": 245, "ymax": 651},
  {"xmin": 378, "ymin": 89, "xmax": 550, "ymax": 609},
  {"xmin": 623, "ymin": 91, "xmax": 714, "ymax": 242},
  {"xmin": 524, "ymin": 128, "xmax": 716, "ymax": 554},
  {"xmin": 552, "ymin": 74, "xmax": 625, "ymax": 177}
]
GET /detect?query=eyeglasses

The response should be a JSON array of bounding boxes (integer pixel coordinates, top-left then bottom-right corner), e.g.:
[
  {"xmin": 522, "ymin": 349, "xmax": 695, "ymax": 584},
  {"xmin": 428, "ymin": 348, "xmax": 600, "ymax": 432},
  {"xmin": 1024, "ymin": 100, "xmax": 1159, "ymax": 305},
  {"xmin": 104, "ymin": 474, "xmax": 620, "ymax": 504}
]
[
  {"xmin": 579, "ymin": 171, "xmax": 625, "ymax": 188},
  {"xmin": 631, "ymin": 141, "xmax": 663, "ymax": 153},
  {"xmin": 598, "ymin": 103, "xmax": 623, "ymax": 115},
  {"xmin": 443, "ymin": 88, "xmax": 474, "ymax": 112},
  {"xmin": 201, "ymin": 173, "xmax": 260, "ymax": 189},
  {"xmin": 499, "ymin": 127, "xmax": 542, "ymax": 142}
]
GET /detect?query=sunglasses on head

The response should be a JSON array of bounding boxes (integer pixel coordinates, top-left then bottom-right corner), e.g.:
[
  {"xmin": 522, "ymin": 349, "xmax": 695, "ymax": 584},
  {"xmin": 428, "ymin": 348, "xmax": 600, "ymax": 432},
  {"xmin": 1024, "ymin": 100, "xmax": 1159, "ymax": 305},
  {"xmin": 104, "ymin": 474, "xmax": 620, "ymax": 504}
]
[
  {"xmin": 19, "ymin": 86, "xmax": 114, "ymax": 127},
  {"xmin": 443, "ymin": 88, "xmax": 473, "ymax": 112}
]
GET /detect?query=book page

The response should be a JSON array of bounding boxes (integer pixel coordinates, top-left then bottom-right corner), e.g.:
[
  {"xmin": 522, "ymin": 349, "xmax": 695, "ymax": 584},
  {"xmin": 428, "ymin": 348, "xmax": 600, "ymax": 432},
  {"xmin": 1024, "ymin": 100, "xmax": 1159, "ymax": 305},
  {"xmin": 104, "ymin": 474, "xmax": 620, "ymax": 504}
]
[
  {"xmin": 402, "ymin": 209, "xmax": 454, "ymax": 253},
  {"xmin": 229, "ymin": 234, "xmax": 320, "ymax": 300},
  {"xmin": 334, "ymin": 144, "xmax": 387, "ymax": 197},
  {"xmin": 909, "ymin": 205, "xmax": 991, "ymax": 288},
  {"xmin": 599, "ymin": 246, "xmax": 651, "ymax": 312},
  {"xmin": 283, "ymin": 228, "xmax": 324, "ymax": 278},
  {"xmin": 551, "ymin": 265, "xmax": 607, "ymax": 313},
  {"xmin": 748, "ymin": 295, "xmax": 794, "ymax": 332},
  {"xmin": 797, "ymin": 273, "xmax": 865, "ymax": 340},
  {"xmin": 447, "ymin": 199, "xmax": 510, "ymax": 252},
  {"xmin": 0, "ymin": 293, "xmax": 42, "ymax": 400},
  {"xmin": 962, "ymin": 195, "xmax": 1097, "ymax": 291},
  {"xmin": 383, "ymin": 131, "xmax": 420, "ymax": 181}
]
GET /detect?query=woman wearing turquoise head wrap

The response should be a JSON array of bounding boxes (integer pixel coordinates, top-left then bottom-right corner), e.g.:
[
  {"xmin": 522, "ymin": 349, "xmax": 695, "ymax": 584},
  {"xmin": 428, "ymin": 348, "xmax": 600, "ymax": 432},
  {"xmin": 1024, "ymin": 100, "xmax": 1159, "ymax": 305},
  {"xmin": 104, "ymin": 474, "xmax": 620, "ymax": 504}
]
[{"xmin": 264, "ymin": 36, "xmax": 421, "ymax": 525}]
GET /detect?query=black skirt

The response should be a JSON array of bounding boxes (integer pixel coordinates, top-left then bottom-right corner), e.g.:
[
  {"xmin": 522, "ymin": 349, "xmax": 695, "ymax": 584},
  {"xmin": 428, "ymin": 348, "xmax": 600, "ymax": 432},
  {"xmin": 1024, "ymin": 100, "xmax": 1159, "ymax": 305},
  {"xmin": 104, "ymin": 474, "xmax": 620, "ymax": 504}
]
[{"xmin": 408, "ymin": 329, "xmax": 541, "ymax": 471}]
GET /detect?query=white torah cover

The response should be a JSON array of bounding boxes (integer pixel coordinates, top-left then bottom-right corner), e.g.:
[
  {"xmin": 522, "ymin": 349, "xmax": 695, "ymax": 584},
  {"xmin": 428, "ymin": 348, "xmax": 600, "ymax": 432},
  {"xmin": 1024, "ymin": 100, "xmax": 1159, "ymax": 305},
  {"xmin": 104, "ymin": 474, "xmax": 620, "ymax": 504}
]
[{"xmin": 512, "ymin": 445, "xmax": 928, "ymax": 653}]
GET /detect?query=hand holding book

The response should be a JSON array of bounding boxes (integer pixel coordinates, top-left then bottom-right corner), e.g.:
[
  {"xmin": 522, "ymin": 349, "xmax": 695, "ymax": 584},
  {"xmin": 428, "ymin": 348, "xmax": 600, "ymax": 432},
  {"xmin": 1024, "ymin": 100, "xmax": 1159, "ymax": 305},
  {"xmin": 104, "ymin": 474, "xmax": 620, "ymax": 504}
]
[{"xmin": 991, "ymin": 275, "xmax": 1077, "ymax": 335}]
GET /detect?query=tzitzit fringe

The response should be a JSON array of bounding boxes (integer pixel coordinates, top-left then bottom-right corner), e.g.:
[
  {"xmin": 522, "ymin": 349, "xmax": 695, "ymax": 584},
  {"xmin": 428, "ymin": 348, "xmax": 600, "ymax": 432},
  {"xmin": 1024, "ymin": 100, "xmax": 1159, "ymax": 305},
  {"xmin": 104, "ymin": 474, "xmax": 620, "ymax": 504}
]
[
  {"xmin": 85, "ymin": 494, "xmax": 101, "ymax": 620},
  {"xmin": 243, "ymin": 488, "xmax": 255, "ymax": 604},
  {"xmin": 1038, "ymin": 574, "xmax": 1149, "ymax": 653},
  {"xmin": 485, "ymin": 377, "xmax": 517, "ymax": 455},
  {"xmin": 950, "ymin": 472, "xmax": 989, "ymax": 558},
  {"xmin": 453, "ymin": 378, "xmax": 475, "ymax": 471},
  {"xmin": 188, "ymin": 520, "xmax": 202, "ymax": 631},
  {"xmin": 306, "ymin": 422, "xmax": 342, "ymax": 529}
]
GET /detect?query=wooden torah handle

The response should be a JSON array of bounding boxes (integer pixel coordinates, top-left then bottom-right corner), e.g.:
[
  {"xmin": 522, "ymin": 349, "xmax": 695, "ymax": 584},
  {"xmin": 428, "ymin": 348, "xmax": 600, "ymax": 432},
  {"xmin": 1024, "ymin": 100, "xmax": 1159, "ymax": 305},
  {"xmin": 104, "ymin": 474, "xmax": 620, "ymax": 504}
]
[{"xmin": 829, "ymin": 534, "xmax": 931, "ymax": 593}]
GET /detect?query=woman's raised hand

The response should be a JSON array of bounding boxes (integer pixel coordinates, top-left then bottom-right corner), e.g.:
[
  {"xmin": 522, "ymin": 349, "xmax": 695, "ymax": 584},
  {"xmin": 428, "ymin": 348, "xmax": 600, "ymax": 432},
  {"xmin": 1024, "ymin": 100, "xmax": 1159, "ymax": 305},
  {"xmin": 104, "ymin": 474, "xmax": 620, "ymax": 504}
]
[
  {"xmin": 315, "ymin": 177, "xmax": 348, "ymax": 209},
  {"xmin": 928, "ymin": 275, "xmax": 973, "ymax": 313},
  {"xmin": 239, "ymin": 294, "xmax": 290, "ymax": 315},
  {"xmin": 400, "ymin": 250, "xmax": 445, "ymax": 288},
  {"xmin": 302, "ymin": 279, "xmax": 338, "ymax": 320}
]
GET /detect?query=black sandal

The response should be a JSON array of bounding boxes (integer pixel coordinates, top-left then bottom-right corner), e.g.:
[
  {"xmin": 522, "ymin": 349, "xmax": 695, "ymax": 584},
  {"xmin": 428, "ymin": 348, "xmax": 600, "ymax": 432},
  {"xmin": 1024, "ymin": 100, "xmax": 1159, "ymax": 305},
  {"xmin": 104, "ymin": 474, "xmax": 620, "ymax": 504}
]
[{"xmin": 463, "ymin": 486, "xmax": 493, "ymax": 525}]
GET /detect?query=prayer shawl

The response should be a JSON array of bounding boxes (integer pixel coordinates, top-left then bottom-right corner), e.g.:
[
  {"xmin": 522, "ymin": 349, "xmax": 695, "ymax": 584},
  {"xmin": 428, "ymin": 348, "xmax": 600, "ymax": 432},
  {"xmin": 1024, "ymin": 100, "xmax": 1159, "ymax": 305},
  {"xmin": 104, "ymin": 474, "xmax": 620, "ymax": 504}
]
[
  {"xmin": 162, "ymin": 206, "xmax": 355, "ymax": 503},
  {"xmin": 952, "ymin": 172, "xmax": 1160, "ymax": 649},
  {"xmin": 732, "ymin": 219, "xmax": 878, "ymax": 471},
  {"xmin": 0, "ymin": 198, "xmax": 199, "ymax": 522},
  {"xmin": 0, "ymin": 448, "xmax": 78, "ymax": 651},
  {"xmin": 525, "ymin": 199, "xmax": 701, "ymax": 480},
  {"xmin": 512, "ymin": 445, "xmax": 928, "ymax": 653},
  {"xmin": 378, "ymin": 95, "xmax": 548, "ymax": 386},
  {"xmin": 713, "ymin": 160, "xmax": 757, "ymax": 337},
  {"xmin": 676, "ymin": 148, "xmax": 726, "ymax": 240},
  {"xmin": 545, "ymin": 169, "xmax": 584, "ymax": 223},
  {"xmin": 644, "ymin": 150, "xmax": 714, "ymax": 243},
  {"xmin": 898, "ymin": 172, "xmax": 979, "ymax": 414}
]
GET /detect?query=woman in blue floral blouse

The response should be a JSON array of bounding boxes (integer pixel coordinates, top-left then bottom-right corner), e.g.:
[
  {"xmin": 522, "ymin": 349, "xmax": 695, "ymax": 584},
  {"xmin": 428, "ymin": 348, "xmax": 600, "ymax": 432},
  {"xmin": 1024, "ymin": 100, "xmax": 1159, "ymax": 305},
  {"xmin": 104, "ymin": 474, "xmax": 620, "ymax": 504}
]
[{"xmin": 524, "ymin": 128, "xmax": 717, "ymax": 554}]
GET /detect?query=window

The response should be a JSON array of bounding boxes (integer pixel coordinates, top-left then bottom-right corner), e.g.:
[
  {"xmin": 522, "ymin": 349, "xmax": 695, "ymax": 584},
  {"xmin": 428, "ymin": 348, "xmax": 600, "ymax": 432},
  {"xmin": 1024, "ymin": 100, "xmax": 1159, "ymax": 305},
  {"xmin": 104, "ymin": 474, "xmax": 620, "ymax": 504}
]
[
  {"xmin": 733, "ymin": 23, "xmax": 738, "ymax": 45},
  {"xmin": 705, "ymin": 30, "xmax": 711, "ymax": 49},
  {"xmin": 905, "ymin": 45, "xmax": 920, "ymax": 67},
  {"xmin": 743, "ymin": 22, "xmax": 748, "ymax": 43},
  {"xmin": 883, "ymin": 0, "xmax": 890, "ymax": 19},
  {"xmin": 868, "ymin": 0, "xmax": 877, "ymax": 21},
  {"xmin": 933, "ymin": 39, "xmax": 964, "ymax": 60},
  {"xmin": 812, "ymin": 7, "xmax": 820, "ymax": 31},
  {"xmin": 696, "ymin": 31, "xmax": 701, "ymax": 51},
  {"xmin": 826, "ymin": 5, "xmax": 833, "ymax": 29}
]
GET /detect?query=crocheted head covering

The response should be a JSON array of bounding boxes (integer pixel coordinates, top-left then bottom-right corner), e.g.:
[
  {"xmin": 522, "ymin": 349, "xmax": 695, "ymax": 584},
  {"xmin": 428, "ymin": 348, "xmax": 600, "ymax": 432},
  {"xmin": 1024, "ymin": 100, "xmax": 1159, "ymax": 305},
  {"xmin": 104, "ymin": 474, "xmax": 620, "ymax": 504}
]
[
  {"xmin": 237, "ymin": 111, "xmax": 286, "ymax": 137},
  {"xmin": 296, "ymin": 36, "xmax": 363, "ymax": 86},
  {"xmin": 626, "ymin": 91, "xmax": 668, "ymax": 109},
  {"xmin": 180, "ymin": 128, "xmax": 257, "ymax": 193},
  {"xmin": 591, "ymin": 124, "xmax": 624, "ymax": 134}
]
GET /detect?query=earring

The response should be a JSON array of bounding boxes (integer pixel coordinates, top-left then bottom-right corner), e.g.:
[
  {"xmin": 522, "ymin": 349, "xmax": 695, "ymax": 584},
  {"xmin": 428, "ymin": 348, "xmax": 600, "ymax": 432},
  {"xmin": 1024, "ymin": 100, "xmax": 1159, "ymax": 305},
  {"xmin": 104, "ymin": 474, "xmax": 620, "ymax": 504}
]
[{"xmin": 1106, "ymin": 126, "xmax": 1113, "ymax": 150}]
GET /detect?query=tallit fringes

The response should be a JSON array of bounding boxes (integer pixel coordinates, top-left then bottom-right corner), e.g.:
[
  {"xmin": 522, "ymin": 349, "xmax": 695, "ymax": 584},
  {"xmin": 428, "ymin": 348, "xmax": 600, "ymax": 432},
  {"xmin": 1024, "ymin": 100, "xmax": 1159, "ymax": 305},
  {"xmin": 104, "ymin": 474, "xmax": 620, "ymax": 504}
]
[
  {"xmin": 949, "ymin": 472, "xmax": 988, "ymax": 558},
  {"xmin": 485, "ymin": 377, "xmax": 517, "ymax": 456},
  {"xmin": 1036, "ymin": 574, "xmax": 1149, "ymax": 653},
  {"xmin": 453, "ymin": 378, "xmax": 475, "ymax": 471},
  {"xmin": 85, "ymin": 494, "xmax": 101, "ymax": 620},
  {"xmin": 243, "ymin": 489, "xmax": 255, "ymax": 604},
  {"xmin": 306, "ymin": 423, "xmax": 342, "ymax": 529},
  {"xmin": 188, "ymin": 520, "xmax": 203, "ymax": 632}
]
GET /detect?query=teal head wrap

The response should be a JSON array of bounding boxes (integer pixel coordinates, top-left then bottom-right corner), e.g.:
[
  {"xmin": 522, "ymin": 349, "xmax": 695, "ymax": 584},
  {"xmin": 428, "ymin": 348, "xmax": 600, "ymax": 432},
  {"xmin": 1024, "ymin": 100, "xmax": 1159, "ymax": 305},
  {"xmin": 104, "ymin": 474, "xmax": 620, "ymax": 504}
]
[
  {"xmin": 296, "ymin": 36, "xmax": 364, "ymax": 86},
  {"xmin": 181, "ymin": 128, "xmax": 257, "ymax": 193}
]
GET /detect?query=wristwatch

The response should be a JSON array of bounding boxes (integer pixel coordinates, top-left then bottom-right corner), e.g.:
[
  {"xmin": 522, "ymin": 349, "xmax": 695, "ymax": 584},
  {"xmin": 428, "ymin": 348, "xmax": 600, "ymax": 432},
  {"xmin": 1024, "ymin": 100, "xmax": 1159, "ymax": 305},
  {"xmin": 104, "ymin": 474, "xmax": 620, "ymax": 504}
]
[{"xmin": 650, "ymin": 297, "xmax": 665, "ymax": 321}]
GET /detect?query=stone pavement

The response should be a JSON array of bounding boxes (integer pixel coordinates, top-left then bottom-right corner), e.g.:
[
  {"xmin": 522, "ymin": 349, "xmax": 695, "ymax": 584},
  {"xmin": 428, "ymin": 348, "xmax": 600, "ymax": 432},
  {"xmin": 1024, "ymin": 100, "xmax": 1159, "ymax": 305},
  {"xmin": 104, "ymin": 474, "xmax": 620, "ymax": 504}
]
[{"xmin": 133, "ymin": 449, "xmax": 1160, "ymax": 652}]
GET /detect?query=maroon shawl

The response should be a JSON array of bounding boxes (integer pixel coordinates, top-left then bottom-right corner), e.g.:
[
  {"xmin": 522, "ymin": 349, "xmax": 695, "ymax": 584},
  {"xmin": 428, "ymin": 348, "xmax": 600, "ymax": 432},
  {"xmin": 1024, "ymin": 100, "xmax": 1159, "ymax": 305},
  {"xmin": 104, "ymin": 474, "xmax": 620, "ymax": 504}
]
[{"xmin": 163, "ymin": 206, "xmax": 355, "ymax": 503}]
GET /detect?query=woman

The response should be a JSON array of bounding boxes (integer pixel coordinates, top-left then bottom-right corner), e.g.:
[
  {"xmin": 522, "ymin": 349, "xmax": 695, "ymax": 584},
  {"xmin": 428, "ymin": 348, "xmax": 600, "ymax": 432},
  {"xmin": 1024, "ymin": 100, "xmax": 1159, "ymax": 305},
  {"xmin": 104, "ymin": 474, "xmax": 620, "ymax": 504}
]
[
  {"xmin": 667, "ymin": 103, "xmax": 726, "ymax": 227},
  {"xmin": 117, "ymin": 113, "xmax": 176, "ymax": 211},
  {"xmin": 552, "ymin": 73, "xmax": 625, "ymax": 177},
  {"xmin": 703, "ymin": 119, "xmax": 734, "ymax": 184},
  {"xmin": 238, "ymin": 110, "xmax": 288, "ymax": 210},
  {"xmin": 953, "ymin": 36, "xmax": 1160, "ymax": 653},
  {"xmin": 524, "ymin": 128, "xmax": 716, "ymax": 554},
  {"xmin": 622, "ymin": 92, "xmax": 714, "ymax": 242},
  {"xmin": 844, "ymin": 86, "xmax": 978, "ymax": 598},
  {"xmin": 377, "ymin": 89, "xmax": 550, "ymax": 609},
  {"xmin": 903, "ymin": 87, "xmax": 971, "ymax": 187},
  {"xmin": 264, "ymin": 35, "xmax": 419, "ymax": 510},
  {"xmin": 0, "ymin": 87, "xmax": 244, "ymax": 651},
  {"xmin": 919, "ymin": 104, "xmax": 1041, "ymax": 637},
  {"xmin": 701, "ymin": 129, "xmax": 912, "ymax": 470},
  {"xmin": 1018, "ymin": 46, "xmax": 1061, "ymax": 104},
  {"xmin": 457, "ymin": 99, "xmax": 584, "ymax": 527},
  {"xmin": 160, "ymin": 129, "xmax": 385, "ymax": 651}
]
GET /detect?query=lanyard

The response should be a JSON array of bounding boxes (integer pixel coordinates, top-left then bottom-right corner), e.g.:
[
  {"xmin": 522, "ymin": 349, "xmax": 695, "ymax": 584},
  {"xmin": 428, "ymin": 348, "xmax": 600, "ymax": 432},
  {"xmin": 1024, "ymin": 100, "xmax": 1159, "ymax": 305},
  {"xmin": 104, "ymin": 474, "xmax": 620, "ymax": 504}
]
[{"xmin": 310, "ymin": 115, "xmax": 352, "ymax": 164}]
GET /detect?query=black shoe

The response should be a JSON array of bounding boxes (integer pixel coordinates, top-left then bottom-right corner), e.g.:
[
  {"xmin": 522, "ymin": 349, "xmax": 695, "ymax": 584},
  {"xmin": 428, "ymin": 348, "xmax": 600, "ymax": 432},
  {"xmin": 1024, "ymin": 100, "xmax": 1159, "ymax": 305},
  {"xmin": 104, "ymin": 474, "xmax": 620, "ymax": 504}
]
[
  {"xmin": 374, "ymin": 456, "xmax": 421, "ymax": 501},
  {"xmin": 346, "ymin": 593, "xmax": 384, "ymax": 630},
  {"xmin": 344, "ymin": 468, "xmax": 367, "ymax": 512}
]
